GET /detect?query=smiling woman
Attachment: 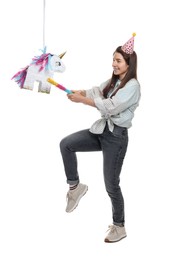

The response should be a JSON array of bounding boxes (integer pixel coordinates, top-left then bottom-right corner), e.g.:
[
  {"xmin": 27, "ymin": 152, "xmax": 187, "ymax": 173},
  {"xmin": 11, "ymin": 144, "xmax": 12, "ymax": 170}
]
[
  {"xmin": 59, "ymin": 33, "xmax": 141, "ymax": 243},
  {"xmin": 1, "ymin": 0, "xmax": 189, "ymax": 258}
]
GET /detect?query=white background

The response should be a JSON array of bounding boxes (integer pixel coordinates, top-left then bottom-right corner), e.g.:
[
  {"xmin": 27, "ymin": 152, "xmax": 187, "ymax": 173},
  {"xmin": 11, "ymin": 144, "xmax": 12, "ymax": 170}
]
[{"xmin": 0, "ymin": 0, "xmax": 189, "ymax": 259}]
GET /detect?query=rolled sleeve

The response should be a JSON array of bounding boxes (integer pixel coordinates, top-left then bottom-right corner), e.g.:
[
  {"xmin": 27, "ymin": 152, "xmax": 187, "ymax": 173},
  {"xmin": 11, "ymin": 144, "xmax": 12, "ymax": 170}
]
[
  {"xmin": 94, "ymin": 97, "xmax": 107, "ymax": 114},
  {"xmin": 86, "ymin": 87, "xmax": 103, "ymax": 99}
]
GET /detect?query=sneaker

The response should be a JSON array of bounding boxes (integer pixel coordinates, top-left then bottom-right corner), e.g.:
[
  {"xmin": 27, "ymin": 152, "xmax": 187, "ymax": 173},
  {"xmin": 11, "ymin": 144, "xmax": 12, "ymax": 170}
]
[
  {"xmin": 104, "ymin": 224, "xmax": 127, "ymax": 243},
  {"xmin": 66, "ymin": 183, "xmax": 88, "ymax": 213}
]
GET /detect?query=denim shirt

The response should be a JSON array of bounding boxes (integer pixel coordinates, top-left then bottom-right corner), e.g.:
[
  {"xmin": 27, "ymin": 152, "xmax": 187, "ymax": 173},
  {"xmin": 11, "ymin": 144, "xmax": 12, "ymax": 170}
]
[{"xmin": 86, "ymin": 78, "xmax": 141, "ymax": 134}]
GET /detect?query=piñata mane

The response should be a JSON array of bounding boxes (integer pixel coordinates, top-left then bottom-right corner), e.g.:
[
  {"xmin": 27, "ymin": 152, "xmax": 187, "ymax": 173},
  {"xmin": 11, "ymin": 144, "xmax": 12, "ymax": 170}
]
[{"xmin": 31, "ymin": 52, "xmax": 53, "ymax": 72}]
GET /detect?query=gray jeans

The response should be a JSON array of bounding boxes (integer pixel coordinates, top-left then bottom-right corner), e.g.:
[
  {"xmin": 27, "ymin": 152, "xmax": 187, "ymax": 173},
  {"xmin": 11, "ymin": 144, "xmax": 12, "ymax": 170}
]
[{"xmin": 59, "ymin": 123, "xmax": 128, "ymax": 226}]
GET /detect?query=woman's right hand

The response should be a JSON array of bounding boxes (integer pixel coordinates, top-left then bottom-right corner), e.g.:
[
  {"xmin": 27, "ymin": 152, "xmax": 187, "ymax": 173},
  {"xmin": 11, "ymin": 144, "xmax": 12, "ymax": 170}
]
[{"xmin": 71, "ymin": 90, "xmax": 86, "ymax": 97}]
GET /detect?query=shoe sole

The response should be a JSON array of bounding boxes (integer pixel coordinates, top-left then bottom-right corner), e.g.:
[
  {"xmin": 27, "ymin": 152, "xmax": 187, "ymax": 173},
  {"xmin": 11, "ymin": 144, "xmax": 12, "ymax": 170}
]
[
  {"xmin": 66, "ymin": 186, "xmax": 88, "ymax": 213},
  {"xmin": 104, "ymin": 235, "xmax": 127, "ymax": 243}
]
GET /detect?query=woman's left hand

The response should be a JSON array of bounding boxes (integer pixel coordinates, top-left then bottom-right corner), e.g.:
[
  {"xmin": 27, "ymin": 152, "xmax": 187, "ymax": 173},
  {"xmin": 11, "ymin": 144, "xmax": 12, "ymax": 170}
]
[{"xmin": 67, "ymin": 93, "xmax": 85, "ymax": 103}]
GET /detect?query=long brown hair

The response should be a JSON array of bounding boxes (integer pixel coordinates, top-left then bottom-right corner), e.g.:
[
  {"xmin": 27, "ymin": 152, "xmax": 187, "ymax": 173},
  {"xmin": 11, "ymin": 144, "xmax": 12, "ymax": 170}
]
[{"xmin": 103, "ymin": 46, "xmax": 137, "ymax": 98}]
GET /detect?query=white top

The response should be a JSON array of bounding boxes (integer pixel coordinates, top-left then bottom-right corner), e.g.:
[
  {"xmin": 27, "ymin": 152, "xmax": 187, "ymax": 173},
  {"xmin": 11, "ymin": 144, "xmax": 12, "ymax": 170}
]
[{"xmin": 86, "ymin": 78, "xmax": 141, "ymax": 134}]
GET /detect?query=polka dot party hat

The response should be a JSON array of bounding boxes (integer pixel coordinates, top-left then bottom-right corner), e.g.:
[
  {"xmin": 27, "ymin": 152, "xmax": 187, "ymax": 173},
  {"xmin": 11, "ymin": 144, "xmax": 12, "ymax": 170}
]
[{"xmin": 121, "ymin": 33, "xmax": 136, "ymax": 54}]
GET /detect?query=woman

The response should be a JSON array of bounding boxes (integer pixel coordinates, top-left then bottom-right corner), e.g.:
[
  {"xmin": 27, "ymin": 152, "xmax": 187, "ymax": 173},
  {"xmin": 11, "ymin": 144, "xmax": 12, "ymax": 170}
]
[{"xmin": 60, "ymin": 33, "xmax": 141, "ymax": 243}]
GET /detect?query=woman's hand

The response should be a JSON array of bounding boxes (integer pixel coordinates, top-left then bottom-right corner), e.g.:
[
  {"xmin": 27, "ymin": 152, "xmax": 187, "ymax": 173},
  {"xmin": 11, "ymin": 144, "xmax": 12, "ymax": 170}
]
[
  {"xmin": 71, "ymin": 90, "xmax": 86, "ymax": 96},
  {"xmin": 67, "ymin": 92, "xmax": 95, "ymax": 107},
  {"xmin": 67, "ymin": 92, "xmax": 85, "ymax": 103}
]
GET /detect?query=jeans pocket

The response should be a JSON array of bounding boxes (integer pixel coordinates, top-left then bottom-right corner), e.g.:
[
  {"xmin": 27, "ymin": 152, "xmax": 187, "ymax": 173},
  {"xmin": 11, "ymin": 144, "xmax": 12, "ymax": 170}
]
[{"xmin": 112, "ymin": 125, "xmax": 127, "ymax": 138}]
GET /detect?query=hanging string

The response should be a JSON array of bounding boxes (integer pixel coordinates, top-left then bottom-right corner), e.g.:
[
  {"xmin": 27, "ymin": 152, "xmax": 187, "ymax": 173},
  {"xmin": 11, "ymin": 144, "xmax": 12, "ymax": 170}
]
[{"xmin": 43, "ymin": 0, "xmax": 46, "ymax": 49}]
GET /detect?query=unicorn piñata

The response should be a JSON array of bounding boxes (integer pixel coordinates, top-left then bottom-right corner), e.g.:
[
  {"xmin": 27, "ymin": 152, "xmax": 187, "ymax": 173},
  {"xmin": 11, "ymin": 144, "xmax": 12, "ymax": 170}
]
[{"xmin": 11, "ymin": 47, "xmax": 66, "ymax": 94}]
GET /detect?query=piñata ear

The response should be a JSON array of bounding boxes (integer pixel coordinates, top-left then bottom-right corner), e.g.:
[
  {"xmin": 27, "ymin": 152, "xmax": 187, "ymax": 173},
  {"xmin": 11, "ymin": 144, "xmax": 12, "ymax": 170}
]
[{"xmin": 59, "ymin": 52, "xmax": 66, "ymax": 59}]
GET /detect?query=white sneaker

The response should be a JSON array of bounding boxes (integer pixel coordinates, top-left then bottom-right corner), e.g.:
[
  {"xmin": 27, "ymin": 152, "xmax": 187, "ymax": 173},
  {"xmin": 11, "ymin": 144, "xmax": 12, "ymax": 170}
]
[
  {"xmin": 104, "ymin": 224, "xmax": 127, "ymax": 243},
  {"xmin": 66, "ymin": 183, "xmax": 88, "ymax": 213}
]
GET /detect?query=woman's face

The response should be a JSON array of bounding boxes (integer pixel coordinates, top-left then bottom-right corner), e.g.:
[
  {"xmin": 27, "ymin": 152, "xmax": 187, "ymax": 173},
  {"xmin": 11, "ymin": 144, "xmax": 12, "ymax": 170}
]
[{"xmin": 112, "ymin": 52, "xmax": 129, "ymax": 80}]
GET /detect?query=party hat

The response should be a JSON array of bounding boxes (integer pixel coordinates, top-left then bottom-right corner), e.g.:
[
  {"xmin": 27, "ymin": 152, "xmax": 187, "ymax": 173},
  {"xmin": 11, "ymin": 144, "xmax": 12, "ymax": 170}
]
[{"xmin": 121, "ymin": 33, "xmax": 136, "ymax": 54}]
